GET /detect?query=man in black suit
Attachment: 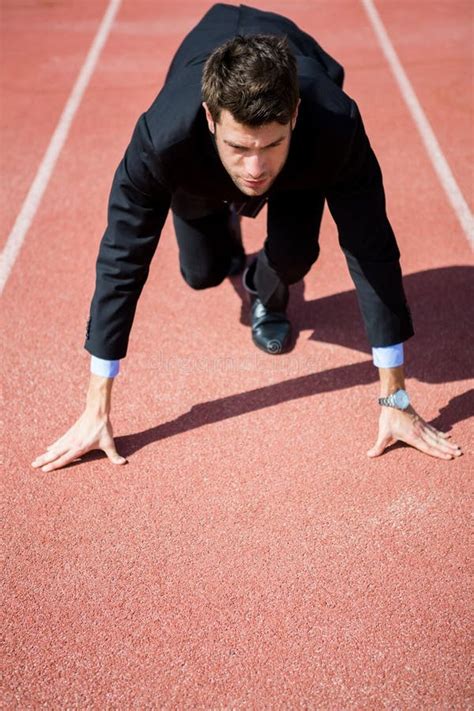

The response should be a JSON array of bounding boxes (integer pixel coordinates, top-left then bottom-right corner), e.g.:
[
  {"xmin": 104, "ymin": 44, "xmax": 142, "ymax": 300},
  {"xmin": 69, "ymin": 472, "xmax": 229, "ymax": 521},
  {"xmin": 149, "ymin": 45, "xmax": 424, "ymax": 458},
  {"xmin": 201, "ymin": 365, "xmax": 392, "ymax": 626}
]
[{"xmin": 32, "ymin": 4, "xmax": 461, "ymax": 471}]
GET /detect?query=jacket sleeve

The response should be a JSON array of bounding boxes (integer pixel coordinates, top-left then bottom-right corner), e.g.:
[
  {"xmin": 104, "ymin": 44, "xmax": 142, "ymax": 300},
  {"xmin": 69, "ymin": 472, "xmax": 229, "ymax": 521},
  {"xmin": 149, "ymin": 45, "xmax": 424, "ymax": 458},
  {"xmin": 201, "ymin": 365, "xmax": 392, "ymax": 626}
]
[
  {"xmin": 84, "ymin": 113, "xmax": 171, "ymax": 359},
  {"xmin": 325, "ymin": 101, "xmax": 414, "ymax": 348}
]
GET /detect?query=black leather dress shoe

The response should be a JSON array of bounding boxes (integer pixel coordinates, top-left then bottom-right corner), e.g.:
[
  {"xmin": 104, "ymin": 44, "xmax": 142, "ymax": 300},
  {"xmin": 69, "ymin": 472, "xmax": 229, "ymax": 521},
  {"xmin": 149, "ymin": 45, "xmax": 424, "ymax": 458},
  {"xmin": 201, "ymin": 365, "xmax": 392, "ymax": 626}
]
[
  {"xmin": 250, "ymin": 298, "xmax": 291, "ymax": 354},
  {"xmin": 243, "ymin": 261, "xmax": 291, "ymax": 354}
]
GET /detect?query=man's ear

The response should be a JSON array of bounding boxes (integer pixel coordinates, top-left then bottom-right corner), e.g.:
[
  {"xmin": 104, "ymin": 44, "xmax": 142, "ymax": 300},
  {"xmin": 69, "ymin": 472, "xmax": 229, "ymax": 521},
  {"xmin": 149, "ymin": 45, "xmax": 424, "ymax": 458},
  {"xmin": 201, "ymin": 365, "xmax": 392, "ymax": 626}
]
[
  {"xmin": 202, "ymin": 102, "xmax": 215, "ymax": 134},
  {"xmin": 291, "ymin": 98, "xmax": 301, "ymax": 130}
]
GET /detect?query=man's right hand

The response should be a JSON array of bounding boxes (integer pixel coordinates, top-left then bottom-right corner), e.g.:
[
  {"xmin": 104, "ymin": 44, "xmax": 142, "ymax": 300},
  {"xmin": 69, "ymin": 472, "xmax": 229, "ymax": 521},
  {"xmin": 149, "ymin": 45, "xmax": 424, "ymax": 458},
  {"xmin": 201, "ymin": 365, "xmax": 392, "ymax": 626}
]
[{"xmin": 31, "ymin": 374, "xmax": 127, "ymax": 473}]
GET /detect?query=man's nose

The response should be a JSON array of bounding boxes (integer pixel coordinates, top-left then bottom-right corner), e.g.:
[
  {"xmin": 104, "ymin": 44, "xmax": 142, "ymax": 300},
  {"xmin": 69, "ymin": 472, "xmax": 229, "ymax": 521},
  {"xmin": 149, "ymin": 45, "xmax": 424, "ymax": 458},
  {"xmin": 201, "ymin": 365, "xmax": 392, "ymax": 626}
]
[{"xmin": 244, "ymin": 153, "xmax": 267, "ymax": 178}]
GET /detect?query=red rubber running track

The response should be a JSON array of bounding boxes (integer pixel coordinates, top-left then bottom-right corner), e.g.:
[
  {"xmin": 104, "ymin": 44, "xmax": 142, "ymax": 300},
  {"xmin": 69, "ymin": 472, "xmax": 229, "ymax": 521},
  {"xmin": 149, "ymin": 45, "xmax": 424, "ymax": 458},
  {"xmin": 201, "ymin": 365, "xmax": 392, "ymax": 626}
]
[{"xmin": 1, "ymin": 0, "xmax": 473, "ymax": 707}]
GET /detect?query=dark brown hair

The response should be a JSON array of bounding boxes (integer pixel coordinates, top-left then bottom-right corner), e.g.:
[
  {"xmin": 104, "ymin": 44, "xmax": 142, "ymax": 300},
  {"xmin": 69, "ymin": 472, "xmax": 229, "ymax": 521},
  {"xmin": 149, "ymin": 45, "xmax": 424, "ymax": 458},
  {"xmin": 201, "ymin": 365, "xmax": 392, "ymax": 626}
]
[{"xmin": 202, "ymin": 34, "xmax": 299, "ymax": 126}]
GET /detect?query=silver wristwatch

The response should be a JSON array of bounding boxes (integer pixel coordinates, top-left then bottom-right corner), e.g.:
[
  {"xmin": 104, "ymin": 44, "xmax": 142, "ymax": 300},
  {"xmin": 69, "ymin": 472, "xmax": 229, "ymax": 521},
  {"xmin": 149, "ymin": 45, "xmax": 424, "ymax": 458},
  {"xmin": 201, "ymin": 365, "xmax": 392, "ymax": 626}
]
[{"xmin": 378, "ymin": 388, "xmax": 410, "ymax": 410}]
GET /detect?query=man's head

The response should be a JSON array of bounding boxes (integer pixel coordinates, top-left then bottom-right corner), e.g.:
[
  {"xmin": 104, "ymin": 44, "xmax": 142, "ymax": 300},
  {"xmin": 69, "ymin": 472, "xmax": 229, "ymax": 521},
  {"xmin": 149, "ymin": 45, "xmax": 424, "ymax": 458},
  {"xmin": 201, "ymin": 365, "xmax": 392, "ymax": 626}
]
[{"xmin": 202, "ymin": 34, "xmax": 300, "ymax": 196}]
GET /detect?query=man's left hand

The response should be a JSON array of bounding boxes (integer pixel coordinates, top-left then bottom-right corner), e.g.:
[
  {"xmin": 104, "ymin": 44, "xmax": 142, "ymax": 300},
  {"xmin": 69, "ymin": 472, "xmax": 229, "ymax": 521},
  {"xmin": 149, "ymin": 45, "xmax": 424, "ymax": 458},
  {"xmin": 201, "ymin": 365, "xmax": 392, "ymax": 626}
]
[{"xmin": 367, "ymin": 405, "xmax": 463, "ymax": 460}]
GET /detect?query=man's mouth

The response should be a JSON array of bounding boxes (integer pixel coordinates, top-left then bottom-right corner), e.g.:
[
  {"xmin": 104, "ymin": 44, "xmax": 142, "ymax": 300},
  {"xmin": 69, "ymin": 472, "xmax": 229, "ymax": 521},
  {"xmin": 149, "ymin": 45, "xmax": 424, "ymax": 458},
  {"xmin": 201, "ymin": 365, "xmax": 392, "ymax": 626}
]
[{"xmin": 242, "ymin": 177, "xmax": 268, "ymax": 189}]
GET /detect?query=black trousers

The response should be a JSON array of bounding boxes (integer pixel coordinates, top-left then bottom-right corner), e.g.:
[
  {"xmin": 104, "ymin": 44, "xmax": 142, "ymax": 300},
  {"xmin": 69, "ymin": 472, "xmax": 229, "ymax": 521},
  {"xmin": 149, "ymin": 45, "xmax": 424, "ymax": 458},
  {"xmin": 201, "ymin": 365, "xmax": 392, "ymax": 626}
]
[{"xmin": 171, "ymin": 189, "xmax": 325, "ymax": 311}]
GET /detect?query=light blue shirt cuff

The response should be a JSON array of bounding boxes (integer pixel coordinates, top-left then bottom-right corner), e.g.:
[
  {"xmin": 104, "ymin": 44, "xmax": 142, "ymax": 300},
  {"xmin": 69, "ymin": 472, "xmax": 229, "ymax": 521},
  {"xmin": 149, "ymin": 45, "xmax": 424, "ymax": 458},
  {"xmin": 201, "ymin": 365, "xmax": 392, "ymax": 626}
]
[
  {"xmin": 90, "ymin": 356, "xmax": 120, "ymax": 378},
  {"xmin": 372, "ymin": 343, "xmax": 404, "ymax": 368}
]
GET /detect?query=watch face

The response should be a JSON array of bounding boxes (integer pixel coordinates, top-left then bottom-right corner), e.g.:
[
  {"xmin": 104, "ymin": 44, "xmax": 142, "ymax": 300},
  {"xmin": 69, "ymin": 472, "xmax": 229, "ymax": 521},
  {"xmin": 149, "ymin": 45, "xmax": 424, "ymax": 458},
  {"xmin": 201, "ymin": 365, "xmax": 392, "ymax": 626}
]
[{"xmin": 394, "ymin": 389, "xmax": 410, "ymax": 410}]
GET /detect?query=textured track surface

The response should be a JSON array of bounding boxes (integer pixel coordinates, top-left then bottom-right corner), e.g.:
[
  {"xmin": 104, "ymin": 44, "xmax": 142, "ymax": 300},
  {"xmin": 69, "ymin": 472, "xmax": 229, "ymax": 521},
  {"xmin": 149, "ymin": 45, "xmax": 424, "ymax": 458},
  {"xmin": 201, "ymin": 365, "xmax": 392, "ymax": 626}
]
[{"xmin": 1, "ymin": 1, "xmax": 473, "ymax": 708}]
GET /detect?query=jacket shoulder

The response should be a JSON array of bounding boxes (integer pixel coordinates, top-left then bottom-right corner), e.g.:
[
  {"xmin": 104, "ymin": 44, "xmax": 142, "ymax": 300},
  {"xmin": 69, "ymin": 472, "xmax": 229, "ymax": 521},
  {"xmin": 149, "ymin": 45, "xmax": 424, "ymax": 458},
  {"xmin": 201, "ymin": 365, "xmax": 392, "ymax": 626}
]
[
  {"xmin": 143, "ymin": 63, "xmax": 204, "ymax": 155},
  {"xmin": 298, "ymin": 56, "xmax": 353, "ymax": 117},
  {"xmin": 293, "ymin": 64, "xmax": 362, "ymax": 182}
]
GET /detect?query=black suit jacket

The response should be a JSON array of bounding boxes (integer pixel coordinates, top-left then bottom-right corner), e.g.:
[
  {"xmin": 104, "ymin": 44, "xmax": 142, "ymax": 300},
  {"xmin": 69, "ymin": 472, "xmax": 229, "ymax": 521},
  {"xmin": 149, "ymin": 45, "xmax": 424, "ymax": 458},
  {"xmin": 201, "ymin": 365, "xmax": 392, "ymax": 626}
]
[{"xmin": 85, "ymin": 3, "xmax": 413, "ymax": 360}]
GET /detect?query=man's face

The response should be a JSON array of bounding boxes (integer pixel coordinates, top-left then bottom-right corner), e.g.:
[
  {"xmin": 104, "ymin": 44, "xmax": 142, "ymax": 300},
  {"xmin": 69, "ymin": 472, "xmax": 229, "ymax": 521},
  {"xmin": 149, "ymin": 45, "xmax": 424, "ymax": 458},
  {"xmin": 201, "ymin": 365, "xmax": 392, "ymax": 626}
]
[{"xmin": 203, "ymin": 104, "xmax": 298, "ymax": 196}]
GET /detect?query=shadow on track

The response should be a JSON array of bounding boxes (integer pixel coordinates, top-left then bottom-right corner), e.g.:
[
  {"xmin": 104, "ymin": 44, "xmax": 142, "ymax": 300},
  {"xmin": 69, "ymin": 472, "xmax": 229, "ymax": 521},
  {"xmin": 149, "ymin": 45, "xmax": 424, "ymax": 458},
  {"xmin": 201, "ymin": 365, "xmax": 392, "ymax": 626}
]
[{"xmin": 105, "ymin": 265, "xmax": 473, "ymax": 459}]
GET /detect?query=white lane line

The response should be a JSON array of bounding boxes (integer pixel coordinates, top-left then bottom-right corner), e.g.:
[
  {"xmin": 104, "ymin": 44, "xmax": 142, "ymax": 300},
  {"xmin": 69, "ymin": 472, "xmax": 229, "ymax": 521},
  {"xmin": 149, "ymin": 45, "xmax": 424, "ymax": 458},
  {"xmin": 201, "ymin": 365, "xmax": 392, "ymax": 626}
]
[
  {"xmin": 0, "ymin": 0, "xmax": 123, "ymax": 295},
  {"xmin": 360, "ymin": 0, "xmax": 474, "ymax": 249}
]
